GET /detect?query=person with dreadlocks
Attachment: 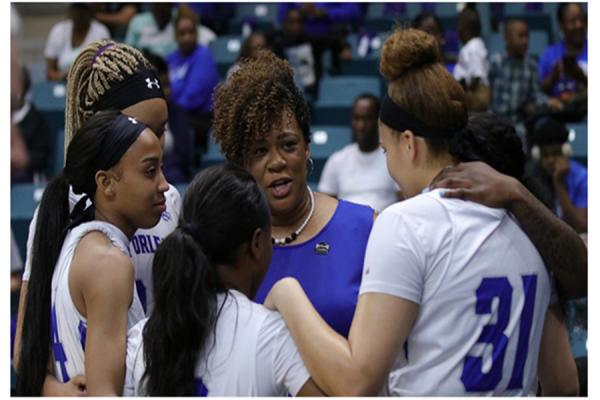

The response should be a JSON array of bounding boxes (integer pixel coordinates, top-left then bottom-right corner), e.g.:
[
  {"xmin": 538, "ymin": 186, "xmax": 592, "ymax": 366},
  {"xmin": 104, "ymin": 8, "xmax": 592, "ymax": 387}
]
[
  {"xmin": 13, "ymin": 39, "xmax": 180, "ymax": 395},
  {"xmin": 16, "ymin": 110, "xmax": 169, "ymax": 396}
]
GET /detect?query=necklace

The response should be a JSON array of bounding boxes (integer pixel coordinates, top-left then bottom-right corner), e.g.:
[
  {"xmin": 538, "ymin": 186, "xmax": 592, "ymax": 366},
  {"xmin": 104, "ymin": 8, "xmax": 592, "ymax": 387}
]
[{"xmin": 272, "ymin": 186, "xmax": 315, "ymax": 246}]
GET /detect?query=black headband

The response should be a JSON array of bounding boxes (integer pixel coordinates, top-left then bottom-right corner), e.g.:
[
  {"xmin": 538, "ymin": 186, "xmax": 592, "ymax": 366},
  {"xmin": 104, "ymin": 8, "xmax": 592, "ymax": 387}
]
[
  {"xmin": 95, "ymin": 113, "xmax": 147, "ymax": 170},
  {"xmin": 379, "ymin": 93, "xmax": 461, "ymax": 139},
  {"xmin": 95, "ymin": 69, "xmax": 165, "ymax": 111}
]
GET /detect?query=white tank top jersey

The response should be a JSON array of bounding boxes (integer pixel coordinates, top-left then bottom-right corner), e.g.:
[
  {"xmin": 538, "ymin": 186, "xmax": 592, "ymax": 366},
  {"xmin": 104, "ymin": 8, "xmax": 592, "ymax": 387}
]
[
  {"xmin": 360, "ymin": 189, "xmax": 551, "ymax": 396},
  {"xmin": 23, "ymin": 184, "xmax": 181, "ymax": 315},
  {"xmin": 50, "ymin": 221, "xmax": 145, "ymax": 383},
  {"xmin": 124, "ymin": 290, "xmax": 310, "ymax": 396}
]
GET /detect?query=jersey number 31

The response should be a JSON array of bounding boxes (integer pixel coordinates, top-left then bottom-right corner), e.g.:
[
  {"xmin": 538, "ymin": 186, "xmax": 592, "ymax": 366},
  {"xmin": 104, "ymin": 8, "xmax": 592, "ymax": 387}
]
[{"xmin": 461, "ymin": 275, "xmax": 537, "ymax": 392}]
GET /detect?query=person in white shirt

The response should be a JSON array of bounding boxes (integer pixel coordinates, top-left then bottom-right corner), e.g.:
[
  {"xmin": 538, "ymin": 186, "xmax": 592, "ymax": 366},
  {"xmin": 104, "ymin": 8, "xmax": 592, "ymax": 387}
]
[
  {"xmin": 318, "ymin": 94, "xmax": 400, "ymax": 212},
  {"xmin": 125, "ymin": 163, "xmax": 323, "ymax": 396},
  {"xmin": 44, "ymin": 4, "xmax": 110, "ymax": 81},
  {"xmin": 263, "ymin": 28, "xmax": 577, "ymax": 396},
  {"xmin": 454, "ymin": 6, "xmax": 490, "ymax": 111},
  {"xmin": 16, "ymin": 110, "xmax": 168, "ymax": 396},
  {"xmin": 13, "ymin": 40, "xmax": 180, "ymax": 396}
]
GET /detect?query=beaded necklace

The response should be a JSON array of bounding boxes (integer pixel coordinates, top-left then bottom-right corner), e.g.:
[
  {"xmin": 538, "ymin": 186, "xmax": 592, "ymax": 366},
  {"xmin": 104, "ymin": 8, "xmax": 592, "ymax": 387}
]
[{"xmin": 272, "ymin": 186, "xmax": 315, "ymax": 246}]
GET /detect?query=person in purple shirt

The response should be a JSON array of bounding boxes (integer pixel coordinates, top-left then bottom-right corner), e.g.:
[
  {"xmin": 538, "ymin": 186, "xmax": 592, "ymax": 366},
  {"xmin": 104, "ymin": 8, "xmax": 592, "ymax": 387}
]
[
  {"xmin": 539, "ymin": 3, "xmax": 587, "ymax": 103},
  {"xmin": 167, "ymin": 5, "xmax": 219, "ymax": 153}
]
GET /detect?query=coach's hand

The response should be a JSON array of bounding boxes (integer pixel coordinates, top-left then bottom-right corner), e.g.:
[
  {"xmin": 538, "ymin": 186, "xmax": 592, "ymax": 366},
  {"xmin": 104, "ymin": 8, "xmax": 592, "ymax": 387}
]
[{"xmin": 430, "ymin": 161, "xmax": 521, "ymax": 209}]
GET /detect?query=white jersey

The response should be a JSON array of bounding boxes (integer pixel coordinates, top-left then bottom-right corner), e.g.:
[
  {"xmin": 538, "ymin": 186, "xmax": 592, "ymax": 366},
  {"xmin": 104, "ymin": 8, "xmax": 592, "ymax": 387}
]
[
  {"xmin": 124, "ymin": 290, "xmax": 310, "ymax": 396},
  {"xmin": 360, "ymin": 189, "xmax": 551, "ymax": 396},
  {"xmin": 24, "ymin": 185, "xmax": 181, "ymax": 314},
  {"xmin": 318, "ymin": 143, "xmax": 399, "ymax": 213},
  {"xmin": 50, "ymin": 221, "xmax": 145, "ymax": 383}
]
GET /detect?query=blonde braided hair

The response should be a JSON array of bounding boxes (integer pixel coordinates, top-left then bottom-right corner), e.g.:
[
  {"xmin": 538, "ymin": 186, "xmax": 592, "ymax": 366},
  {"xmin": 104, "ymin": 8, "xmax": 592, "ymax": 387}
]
[{"xmin": 65, "ymin": 39, "xmax": 154, "ymax": 155}]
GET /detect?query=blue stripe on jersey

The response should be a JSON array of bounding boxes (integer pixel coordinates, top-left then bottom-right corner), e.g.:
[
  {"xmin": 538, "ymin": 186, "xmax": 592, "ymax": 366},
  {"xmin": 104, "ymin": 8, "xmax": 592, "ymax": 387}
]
[
  {"xmin": 78, "ymin": 321, "xmax": 87, "ymax": 351},
  {"xmin": 135, "ymin": 280, "xmax": 148, "ymax": 313},
  {"xmin": 195, "ymin": 378, "xmax": 208, "ymax": 396},
  {"xmin": 50, "ymin": 306, "xmax": 70, "ymax": 382}
]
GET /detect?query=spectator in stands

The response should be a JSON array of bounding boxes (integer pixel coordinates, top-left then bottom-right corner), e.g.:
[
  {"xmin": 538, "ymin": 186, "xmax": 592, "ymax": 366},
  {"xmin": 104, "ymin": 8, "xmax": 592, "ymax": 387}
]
[
  {"xmin": 45, "ymin": 3, "xmax": 110, "ymax": 81},
  {"xmin": 454, "ymin": 6, "xmax": 490, "ymax": 112},
  {"xmin": 187, "ymin": 3, "xmax": 235, "ymax": 35},
  {"xmin": 526, "ymin": 117, "xmax": 587, "ymax": 233},
  {"xmin": 168, "ymin": 5, "xmax": 219, "ymax": 154},
  {"xmin": 91, "ymin": 3, "xmax": 139, "ymax": 40},
  {"xmin": 539, "ymin": 3, "xmax": 587, "ymax": 117},
  {"xmin": 226, "ymin": 31, "xmax": 270, "ymax": 80},
  {"xmin": 278, "ymin": 3, "xmax": 359, "ymax": 81},
  {"xmin": 412, "ymin": 12, "xmax": 455, "ymax": 73},
  {"xmin": 11, "ymin": 67, "xmax": 52, "ymax": 183},
  {"xmin": 489, "ymin": 19, "xmax": 563, "ymax": 127},
  {"xmin": 144, "ymin": 51, "xmax": 193, "ymax": 183},
  {"xmin": 126, "ymin": 4, "xmax": 216, "ymax": 59},
  {"xmin": 319, "ymin": 94, "xmax": 400, "ymax": 212},
  {"xmin": 271, "ymin": 7, "xmax": 317, "ymax": 97},
  {"xmin": 125, "ymin": 3, "xmax": 176, "ymax": 58}
]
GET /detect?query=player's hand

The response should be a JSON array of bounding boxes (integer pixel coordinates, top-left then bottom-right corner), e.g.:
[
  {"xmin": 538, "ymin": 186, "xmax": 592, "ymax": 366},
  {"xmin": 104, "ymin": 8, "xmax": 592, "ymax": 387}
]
[
  {"xmin": 553, "ymin": 157, "xmax": 570, "ymax": 186},
  {"xmin": 430, "ymin": 161, "xmax": 521, "ymax": 209}
]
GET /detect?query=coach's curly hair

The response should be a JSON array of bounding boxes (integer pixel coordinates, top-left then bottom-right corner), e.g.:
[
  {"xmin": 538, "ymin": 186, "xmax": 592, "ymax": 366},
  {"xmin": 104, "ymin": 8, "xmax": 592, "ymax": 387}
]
[
  {"xmin": 212, "ymin": 50, "xmax": 311, "ymax": 166},
  {"xmin": 65, "ymin": 39, "xmax": 154, "ymax": 153}
]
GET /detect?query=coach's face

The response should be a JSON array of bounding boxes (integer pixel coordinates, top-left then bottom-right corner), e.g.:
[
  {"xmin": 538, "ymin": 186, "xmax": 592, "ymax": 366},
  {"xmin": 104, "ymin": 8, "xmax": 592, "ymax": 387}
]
[{"xmin": 247, "ymin": 112, "xmax": 310, "ymax": 217}]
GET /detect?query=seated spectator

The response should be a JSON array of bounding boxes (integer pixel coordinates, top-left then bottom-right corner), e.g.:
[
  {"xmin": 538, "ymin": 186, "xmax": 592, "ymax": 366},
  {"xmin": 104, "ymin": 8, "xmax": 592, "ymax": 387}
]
[
  {"xmin": 125, "ymin": 3, "xmax": 176, "ymax": 58},
  {"xmin": 187, "ymin": 3, "xmax": 235, "ymax": 35},
  {"xmin": 454, "ymin": 6, "xmax": 490, "ymax": 112},
  {"xmin": 44, "ymin": 3, "xmax": 110, "ymax": 81},
  {"xmin": 226, "ymin": 31, "xmax": 270, "ymax": 80},
  {"xmin": 278, "ymin": 3, "xmax": 359, "ymax": 80},
  {"xmin": 412, "ymin": 12, "xmax": 455, "ymax": 73},
  {"xmin": 490, "ymin": 19, "xmax": 563, "ymax": 127},
  {"xmin": 318, "ymin": 94, "xmax": 400, "ymax": 212},
  {"xmin": 11, "ymin": 67, "xmax": 51, "ymax": 183},
  {"xmin": 168, "ymin": 5, "xmax": 219, "ymax": 153},
  {"xmin": 271, "ymin": 7, "xmax": 317, "ymax": 97},
  {"xmin": 539, "ymin": 3, "xmax": 587, "ymax": 117},
  {"xmin": 525, "ymin": 117, "xmax": 587, "ymax": 233},
  {"xmin": 125, "ymin": 4, "xmax": 216, "ymax": 59},
  {"xmin": 91, "ymin": 3, "xmax": 140, "ymax": 40},
  {"xmin": 143, "ymin": 51, "xmax": 194, "ymax": 183}
]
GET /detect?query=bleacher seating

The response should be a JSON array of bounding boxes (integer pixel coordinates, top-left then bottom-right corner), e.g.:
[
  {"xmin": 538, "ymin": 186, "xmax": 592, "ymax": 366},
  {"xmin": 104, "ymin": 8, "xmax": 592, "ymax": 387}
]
[
  {"xmin": 11, "ymin": 183, "xmax": 44, "ymax": 261},
  {"xmin": 208, "ymin": 35, "xmax": 243, "ymax": 78},
  {"xmin": 309, "ymin": 125, "xmax": 352, "ymax": 181},
  {"xmin": 568, "ymin": 122, "xmax": 587, "ymax": 166},
  {"xmin": 230, "ymin": 3, "xmax": 279, "ymax": 34},
  {"xmin": 342, "ymin": 32, "xmax": 390, "ymax": 76},
  {"xmin": 313, "ymin": 76, "xmax": 381, "ymax": 125}
]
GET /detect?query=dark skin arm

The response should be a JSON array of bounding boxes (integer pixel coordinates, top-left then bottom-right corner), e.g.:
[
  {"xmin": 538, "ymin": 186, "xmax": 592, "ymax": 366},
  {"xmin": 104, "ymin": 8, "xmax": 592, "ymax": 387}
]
[{"xmin": 431, "ymin": 161, "xmax": 587, "ymax": 299}]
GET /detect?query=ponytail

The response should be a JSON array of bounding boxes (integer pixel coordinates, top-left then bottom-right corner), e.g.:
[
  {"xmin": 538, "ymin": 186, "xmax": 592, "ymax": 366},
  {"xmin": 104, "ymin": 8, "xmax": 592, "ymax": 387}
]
[
  {"xmin": 16, "ymin": 173, "xmax": 70, "ymax": 395},
  {"xmin": 142, "ymin": 228, "xmax": 226, "ymax": 396}
]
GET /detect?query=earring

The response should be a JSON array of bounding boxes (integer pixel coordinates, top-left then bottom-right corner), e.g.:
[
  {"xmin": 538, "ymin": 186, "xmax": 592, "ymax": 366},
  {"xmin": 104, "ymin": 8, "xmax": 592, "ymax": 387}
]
[
  {"xmin": 307, "ymin": 158, "xmax": 314, "ymax": 176},
  {"xmin": 531, "ymin": 145, "xmax": 541, "ymax": 161}
]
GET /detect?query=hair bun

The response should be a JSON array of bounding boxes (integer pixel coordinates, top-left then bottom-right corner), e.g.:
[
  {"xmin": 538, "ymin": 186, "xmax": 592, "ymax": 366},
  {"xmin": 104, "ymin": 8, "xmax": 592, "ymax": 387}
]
[{"xmin": 380, "ymin": 28, "xmax": 441, "ymax": 81}]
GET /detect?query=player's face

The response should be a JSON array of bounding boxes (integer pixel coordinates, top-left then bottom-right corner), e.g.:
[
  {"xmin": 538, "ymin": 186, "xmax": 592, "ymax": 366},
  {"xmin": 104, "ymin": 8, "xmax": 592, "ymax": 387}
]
[
  {"xmin": 122, "ymin": 98, "xmax": 169, "ymax": 148},
  {"xmin": 247, "ymin": 112, "xmax": 310, "ymax": 218},
  {"xmin": 111, "ymin": 128, "xmax": 170, "ymax": 232}
]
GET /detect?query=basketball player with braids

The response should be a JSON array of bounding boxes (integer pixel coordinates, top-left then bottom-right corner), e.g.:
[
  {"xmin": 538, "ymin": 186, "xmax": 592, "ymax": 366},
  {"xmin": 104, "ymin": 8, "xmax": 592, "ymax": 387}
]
[
  {"xmin": 13, "ymin": 40, "xmax": 180, "ymax": 394},
  {"xmin": 16, "ymin": 110, "xmax": 169, "ymax": 395},
  {"xmin": 264, "ymin": 29, "xmax": 577, "ymax": 395}
]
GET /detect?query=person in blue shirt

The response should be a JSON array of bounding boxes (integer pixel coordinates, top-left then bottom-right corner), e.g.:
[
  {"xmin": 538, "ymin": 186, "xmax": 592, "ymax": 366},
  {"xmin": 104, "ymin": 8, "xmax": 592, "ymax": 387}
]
[
  {"xmin": 167, "ymin": 5, "xmax": 219, "ymax": 153},
  {"xmin": 527, "ymin": 116, "xmax": 587, "ymax": 233},
  {"xmin": 539, "ymin": 3, "xmax": 587, "ymax": 103}
]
